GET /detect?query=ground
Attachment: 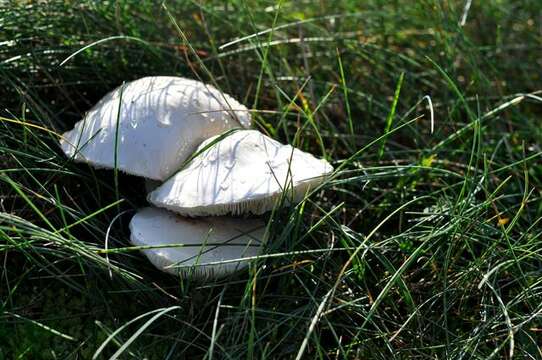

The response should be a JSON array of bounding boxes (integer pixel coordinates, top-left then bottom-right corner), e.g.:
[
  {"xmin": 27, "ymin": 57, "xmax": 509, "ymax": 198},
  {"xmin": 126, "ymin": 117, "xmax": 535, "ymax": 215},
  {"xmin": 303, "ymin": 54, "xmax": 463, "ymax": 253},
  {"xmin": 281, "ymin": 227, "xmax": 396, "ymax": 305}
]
[{"xmin": 0, "ymin": 1, "xmax": 541, "ymax": 359}]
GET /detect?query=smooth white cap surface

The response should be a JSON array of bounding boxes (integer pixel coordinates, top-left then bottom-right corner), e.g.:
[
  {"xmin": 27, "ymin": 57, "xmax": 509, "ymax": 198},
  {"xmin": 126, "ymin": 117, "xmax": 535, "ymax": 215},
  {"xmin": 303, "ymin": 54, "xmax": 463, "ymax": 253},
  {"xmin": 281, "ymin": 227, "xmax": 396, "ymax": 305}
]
[
  {"xmin": 60, "ymin": 76, "xmax": 251, "ymax": 180},
  {"xmin": 148, "ymin": 130, "xmax": 333, "ymax": 216},
  {"xmin": 129, "ymin": 207, "xmax": 265, "ymax": 277}
]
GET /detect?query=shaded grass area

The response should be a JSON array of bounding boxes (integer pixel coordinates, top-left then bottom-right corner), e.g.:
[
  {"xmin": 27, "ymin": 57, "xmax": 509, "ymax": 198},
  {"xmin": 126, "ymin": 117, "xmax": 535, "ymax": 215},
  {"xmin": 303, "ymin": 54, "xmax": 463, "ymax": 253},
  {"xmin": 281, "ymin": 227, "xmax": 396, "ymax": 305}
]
[{"xmin": 1, "ymin": 1, "xmax": 541, "ymax": 358}]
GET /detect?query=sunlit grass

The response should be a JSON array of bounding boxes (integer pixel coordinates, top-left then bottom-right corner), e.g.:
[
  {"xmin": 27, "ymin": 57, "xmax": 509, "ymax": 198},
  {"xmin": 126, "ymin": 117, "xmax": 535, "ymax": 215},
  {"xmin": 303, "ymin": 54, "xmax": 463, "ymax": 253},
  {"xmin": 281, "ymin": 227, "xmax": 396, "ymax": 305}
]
[{"xmin": 1, "ymin": 1, "xmax": 541, "ymax": 358}]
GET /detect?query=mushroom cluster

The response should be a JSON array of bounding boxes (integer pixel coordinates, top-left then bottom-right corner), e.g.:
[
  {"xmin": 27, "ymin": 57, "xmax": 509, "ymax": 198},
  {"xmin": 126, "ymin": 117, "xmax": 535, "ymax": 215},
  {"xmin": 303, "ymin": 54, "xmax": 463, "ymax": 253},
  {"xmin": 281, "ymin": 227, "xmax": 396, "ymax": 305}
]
[{"xmin": 60, "ymin": 76, "xmax": 333, "ymax": 278}]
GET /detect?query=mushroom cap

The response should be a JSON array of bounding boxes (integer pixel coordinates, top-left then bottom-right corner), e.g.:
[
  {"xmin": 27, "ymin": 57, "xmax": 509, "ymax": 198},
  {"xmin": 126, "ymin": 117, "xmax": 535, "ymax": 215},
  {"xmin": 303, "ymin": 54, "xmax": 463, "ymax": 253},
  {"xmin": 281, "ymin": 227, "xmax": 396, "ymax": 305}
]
[
  {"xmin": 129, "ymin": 207, "xmax": 266, "ymax": 278},
  {"xmin": 60, "ymin": 76, "xmax": 251, "ymax": 180},
  {"xmin": 147, "ymin": 130, "xmax": 333, "ymax": 216}
]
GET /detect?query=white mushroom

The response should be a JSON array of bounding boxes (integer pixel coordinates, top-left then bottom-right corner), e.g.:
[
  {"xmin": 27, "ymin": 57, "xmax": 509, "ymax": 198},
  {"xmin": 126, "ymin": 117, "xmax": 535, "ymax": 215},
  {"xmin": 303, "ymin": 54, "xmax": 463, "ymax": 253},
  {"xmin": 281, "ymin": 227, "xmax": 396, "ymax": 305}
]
[
  {"xmin": 147, "ymin": 130, "xmax": 333, "ymax": 216},
  {"xmin": 60, "ymin": 76, "xmax": 251, "ymax": 180},
  {"xmin": 129, "ymin": 207, "xmax": 266, "ymax": 278}
]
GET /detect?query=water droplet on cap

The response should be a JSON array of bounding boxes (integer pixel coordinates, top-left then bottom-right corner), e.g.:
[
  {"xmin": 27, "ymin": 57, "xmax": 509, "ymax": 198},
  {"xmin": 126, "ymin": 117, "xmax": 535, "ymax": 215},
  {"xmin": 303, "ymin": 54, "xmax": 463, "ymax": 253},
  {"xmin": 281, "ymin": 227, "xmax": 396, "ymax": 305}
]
[{"xmin": 157, "ymin": 117, "xmax": 171, "ymax": 127}]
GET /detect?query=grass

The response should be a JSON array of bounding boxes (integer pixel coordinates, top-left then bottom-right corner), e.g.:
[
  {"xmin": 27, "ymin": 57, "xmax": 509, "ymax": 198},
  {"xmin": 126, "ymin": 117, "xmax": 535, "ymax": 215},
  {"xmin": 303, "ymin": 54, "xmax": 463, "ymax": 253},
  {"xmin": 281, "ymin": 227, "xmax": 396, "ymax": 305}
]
[{"xmin": 1, "ymin": 0, "xmax": 541, "ymax": 358}]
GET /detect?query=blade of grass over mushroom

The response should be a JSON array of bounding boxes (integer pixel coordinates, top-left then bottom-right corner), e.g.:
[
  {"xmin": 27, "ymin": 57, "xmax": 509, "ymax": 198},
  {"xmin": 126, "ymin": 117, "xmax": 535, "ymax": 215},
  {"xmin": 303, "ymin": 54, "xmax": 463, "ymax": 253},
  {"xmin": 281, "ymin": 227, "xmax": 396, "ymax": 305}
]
[
  {"xmin": 97, "ymin": 242, "xmax": 263, "ymax": 255},
  {"xmin": 163, "ymin": 248, "xmax": 367, "ymax": 273},
  {"xmin": 113, "ymin": 81, "xmax": 125, "ymax": 214},
  {"xmin": 161, "ymin": 127, "xmax": 242, "ymax": 183}
]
